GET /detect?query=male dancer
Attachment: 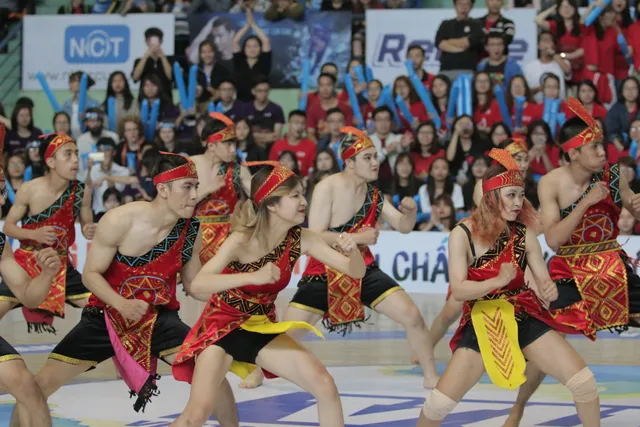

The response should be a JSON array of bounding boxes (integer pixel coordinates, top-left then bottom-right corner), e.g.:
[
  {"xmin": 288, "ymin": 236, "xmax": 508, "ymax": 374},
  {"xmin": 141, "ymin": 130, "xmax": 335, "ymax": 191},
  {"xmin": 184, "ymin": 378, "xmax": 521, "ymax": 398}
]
[
  {"xmin": 0, "ymin": 125, "xmax": 61, "ymax": 427},
  {"xmin": 503, "ymin": 99, "xmax": 640, "ymax": 426},
  {"xmin": 244, "ymin": 127, "xmax": 439, "ymax": 389},
  {"xmin": 10, "ymin": 153, "xmax": 238, "ymax": 426},
  {"xmin": 0, "ymin": 132, "xmax": 96, "ymax": 333},
  {"xmin": 191, "ymin": 113, "xmax": 251, "ymax": 264}
]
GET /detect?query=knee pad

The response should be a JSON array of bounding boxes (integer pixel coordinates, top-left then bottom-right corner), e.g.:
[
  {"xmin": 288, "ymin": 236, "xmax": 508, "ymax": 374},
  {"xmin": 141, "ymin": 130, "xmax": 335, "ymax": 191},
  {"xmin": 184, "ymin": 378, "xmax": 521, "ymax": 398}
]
[
  {"xmin": 422, "ymin": 389, "xmax": 457, "ymax": 421},
  {"xmin": 565, "ymin": 367, "xmax": 598, "ymax": 403}
]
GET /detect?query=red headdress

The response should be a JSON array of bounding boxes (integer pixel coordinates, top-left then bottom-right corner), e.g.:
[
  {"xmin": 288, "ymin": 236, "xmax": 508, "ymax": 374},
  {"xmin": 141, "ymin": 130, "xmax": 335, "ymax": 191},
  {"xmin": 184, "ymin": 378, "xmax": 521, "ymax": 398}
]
[
  {"xmin": 504, "ymin": 138, "xmax": 528, "ymax": 156},
  {"xmin": 243, "ymin": 161, "xmax": 295, "ymax": 205},
  {"xmin": 152, "ymin": 152, "xmax": 198, "ymax": 186},
  {"xmin": 561, "ymin": 98, "xmax": 603, "ymax": 152},
  {"xmin": 205, "ymin": 112, "xmax": 236, "ymax": 144},
  {"xmin": 482, "ymin": 148, "xmax": 524, "ymax": 194},
  {"xmin": 0, "ymin": 124, "xmax": 5, "ymax": 182},
  {"xmin": 40, "ymin": 132, "xmax": 75, "ymax": 161},
  {"xmin": 339, "ymin": 126, "xmax": 375, "ymax": 161}
]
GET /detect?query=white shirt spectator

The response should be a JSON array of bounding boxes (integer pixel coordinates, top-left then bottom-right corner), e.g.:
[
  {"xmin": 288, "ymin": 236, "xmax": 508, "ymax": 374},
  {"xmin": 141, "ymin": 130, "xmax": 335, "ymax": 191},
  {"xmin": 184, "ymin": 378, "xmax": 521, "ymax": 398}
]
[
  {"xmin": 417, "ymin": 183, "xmax": 465, "ymax": 215},
  {"xmin": 524, "ymin": 59, "xmax": 569, "ymax": 103},
  {"xmin": 368, "ymin": 132, "xmax": 404, "ymax": 172},
  {"xmin": 77, "ymin": 130, "xmax": 120, "ymax": 157},
  {"xmin": 90, "ymin": 162, "xmax": 130, "ymax": 214}
]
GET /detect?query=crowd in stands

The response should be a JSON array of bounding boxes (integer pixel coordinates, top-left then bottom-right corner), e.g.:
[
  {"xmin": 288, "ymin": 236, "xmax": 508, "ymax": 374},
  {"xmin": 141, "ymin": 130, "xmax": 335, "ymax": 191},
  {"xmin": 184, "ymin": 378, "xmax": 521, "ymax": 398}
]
[{"xmin": 1, "ymin": 0, "xmax": 640, "ymax": 236}]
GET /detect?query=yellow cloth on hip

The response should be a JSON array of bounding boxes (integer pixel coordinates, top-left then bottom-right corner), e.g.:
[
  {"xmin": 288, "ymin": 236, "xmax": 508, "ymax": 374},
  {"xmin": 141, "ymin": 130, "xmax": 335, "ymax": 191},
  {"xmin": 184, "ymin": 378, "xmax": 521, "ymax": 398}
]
[
  {"xmin": 230, "ymin": 315, "xmax": 324, "ymax": 379},
  {"xmin": 471, "ymin": 299, "xmax": 526, "ymax": 390}
]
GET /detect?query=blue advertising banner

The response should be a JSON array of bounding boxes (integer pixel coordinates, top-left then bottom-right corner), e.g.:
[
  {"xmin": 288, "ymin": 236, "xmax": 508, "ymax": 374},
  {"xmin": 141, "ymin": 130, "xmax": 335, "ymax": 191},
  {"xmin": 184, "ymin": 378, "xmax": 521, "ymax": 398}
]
[{"xmin": 186, "ymin": 12, "xmax": 352, "ymax": 89}]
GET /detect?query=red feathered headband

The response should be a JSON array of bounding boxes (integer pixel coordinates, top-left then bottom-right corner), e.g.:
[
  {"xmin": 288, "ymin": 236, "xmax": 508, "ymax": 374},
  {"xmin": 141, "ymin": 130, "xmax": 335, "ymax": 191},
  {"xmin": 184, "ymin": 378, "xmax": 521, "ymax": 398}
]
[
  {"xmin": 340, "ymin": 126, "xmax": 375, "ymax": 161},
  {"xmin": 482, "ymin": 148, "xmax": 524, "ymax": 194},
  {"xmin": 152, "ymin": 152, "xmax": 198, "ymax": 186},
  {"xmin": 561, "ymin": 98, "xmax": 603, "ymax": 152},
  {"xmin": 205, "ymin": 112, "xmax": 236, "ymax": 144}
]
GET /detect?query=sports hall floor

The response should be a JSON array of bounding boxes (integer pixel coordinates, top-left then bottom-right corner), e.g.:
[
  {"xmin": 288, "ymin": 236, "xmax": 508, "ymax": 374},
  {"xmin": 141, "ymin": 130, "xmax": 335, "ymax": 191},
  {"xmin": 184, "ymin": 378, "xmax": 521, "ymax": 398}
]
[{"xmin": 0, "ymin": 291, "xmax": 638, "ymax": 426}]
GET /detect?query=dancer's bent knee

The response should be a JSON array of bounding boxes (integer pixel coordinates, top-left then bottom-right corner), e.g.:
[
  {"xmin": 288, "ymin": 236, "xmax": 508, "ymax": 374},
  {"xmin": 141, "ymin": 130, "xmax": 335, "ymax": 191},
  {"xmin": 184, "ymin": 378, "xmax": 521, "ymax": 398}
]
[
  {"xmin": 422, "ymin": 389, "xmax": 457, "ymax": 420},
  {"xmin": 565, "ymin": 367, "xmax": 598, "ymax": 403}
]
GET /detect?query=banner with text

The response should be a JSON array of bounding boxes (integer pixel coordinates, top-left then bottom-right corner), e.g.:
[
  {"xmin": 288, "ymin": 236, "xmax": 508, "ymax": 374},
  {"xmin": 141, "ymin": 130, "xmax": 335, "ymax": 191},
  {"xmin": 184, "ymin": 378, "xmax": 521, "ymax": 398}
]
[
  {"xmin": 22, "ymin": 14, "xmax": 175, "ymax": 90},
  {"xmin": 365, "ymin": 8, "xmax": 538, "ymax": 86},
  {"xmin": 9, "ymin": 222, "xmax": 640, "ymax": 294}
]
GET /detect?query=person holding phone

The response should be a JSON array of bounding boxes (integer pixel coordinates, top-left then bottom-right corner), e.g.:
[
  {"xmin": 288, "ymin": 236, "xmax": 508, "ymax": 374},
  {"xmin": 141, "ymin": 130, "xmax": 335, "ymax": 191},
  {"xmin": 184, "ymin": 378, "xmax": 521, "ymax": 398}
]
[
  {"xmin": 131, "ymin": 27, "xmax": 173, "ymax": 100},
  {"xmin": 86, "ymin": 137, "xmax": 131, "ymax": 216}
]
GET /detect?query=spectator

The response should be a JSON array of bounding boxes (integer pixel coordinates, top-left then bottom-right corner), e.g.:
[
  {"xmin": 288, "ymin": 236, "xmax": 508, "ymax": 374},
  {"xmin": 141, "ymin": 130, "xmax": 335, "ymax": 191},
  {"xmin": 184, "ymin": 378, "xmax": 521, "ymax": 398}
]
[
  {"xmin": 306, "ymin": 73, "xmax": 352, "ymax": 142},
  {"xmin": 245, "ymin": 76, "xmax": 285, "ymax": 142},
  {"xmin": 505, "ymin": 75, "xmax": 543, "ymax": 136},
  {"xmin": 568, "ymin": 80, "xmax": 607, "ymax": 120},
  {"xmin": 619, "ymin": 208, "xmax": 636, "ymax": 236},
  {"xmin": 304, "ymin": 62, "xmax": 339, "ymax": 107},
  {"xmin": 406, "ymin": 45, "xmax": 436, "ymax": 89},
  {"xmin": 103, "ymin": 71, "xmax": 140, "ymax": 131},
  {"xmin": 235, "ymin": 118, "xmax": 269, "ymax": 165},
  {"xmin": 115, "ymin": 115, "xmax": 145, "ymax": 169},
  {"xmin": 154, "ymin": 122, "xmax": 190, "ymax": 155},
  {"xmin": 4, "ymin": 152, "xmax": 25, "ymax": 206},
  {"xmin": 138, "ymin": 74, "xmax": 179, "ymax": 122},
  {"xmin": 477, "ymin": 33, "xmax": 522, "ymax": 88},
  {"xmin": 361, "ymin": 79, "xmax": 383, "ymax": 131},
  {"xmin": 58, "ymin": 0, "xmax": 91, "ymax": 14},
  {"xmin": 62, "ymin": 71, "xmax": 99, "ymax": 139},
  {"xmin": 216, "ymin": 79, "xmax": 249, "ymax": 121},
  {"xmin": 527, "ymin": 119, "xmax": 559, "ymax": 176},
  {"xmin": 477, "ymin": 0, "xmax": 515, "ymax": 55},
  {"xmin": 232, "ymin": 8, "xmax": 272, "ymax": 103},
  {"xmin": 388, "ymin": 152, "xmax": 421, "ymax": 201},
  {"xmin": 230, "ymin": 0, "xmax": 269, "ymax": 13},
  {"xmin": 269, "ymin": 110, "xmax": 316, "ymax": 176},
  {"xmin": 313, "ymin": 148, "xmax": 341, "ymax": 175},
  {"xmin": 462, "ymin": 155, "xmax": 489, "ymax": 210},
  {"xmin": 431, "ymin": 74, "xmax": 452, "ymax": 135},
  {"xmin": 277, "ymin": 150, "xmax": 302, "ymax": 176},
  {"xmin": 53, "ymin": 112, "xmax": 72, "ymax": 135},
  {"xmin": 582, "ymin": 5, "xmax": 617, "ymax": 104},
  {"xmin": 265, "ymin": 0, "xmax": 304, "ymax": 21},
  {"xmin": 535, "ymin": 0, "xmax": 585, "ymax": 86},
  {"xmin": 186, "ymin": 0, "xmax": 231, "ymax": 14},
  {"xmin": 472, "ymin": 71, "xmax": 501, "ymax": 133},
  {"xmin": 618, "ymin": 156, "xmax": 640, "ymax": 192},
  {"xmin": 76, "ymin": 108, "xmax": 120, "ymax": 157},
  {"xmin": 524, "ymin": 31, "xmax": 571, "ymax": 103},
  {"xmin": 120, "ymin": 0, "xmax": 150, "ymax": 14},
  {"xmin": 488, "ymin": 121, "xmax": 511, "ymax": 147},
  {"xmin": 417, "ymin": 157, "xmax": 465, "ymax": 221},
  {"xmin": 607, "ymin": 117, "xmax": 640, "ymax": 163},
  {"xmin": 392, "ymin": 75, "xmax": 428, "ymax": 132},
  {"xmin": 195, "ymin": 40, "xmax": 231, "ymax": 103},
  {"xmin": 605, "ymin": 76, "xmax": 640, "ymax": 145},
  {"xmin": 5, "ymin": 105, "xmax": 41, "ymax": 155},
  {"xmin": 88, "ymin": 137, "xmax": 131, "ymax": 215},
  {"xmin": 410, "ymin": 121, "xmax": 446, "ymax": 180},
  {"xmin": 317, "ymin": 107, "xmax": 345, "ymax": 156},
  {"xmin": 131, "ymin": 27, "xmax": 174, "ymax": 100},
  {"xmin": 368, "ymin": 106, "xmax": 403, "ymax": 181},
  {"xmin": 420, "ymin": 194, "xmax": 457, "ymax": 232},
  {"xmin": 446, "ymin": 114, "xmax": 489, "ymax": 179},
  {"xmin": 434, "ymin": 0, "xmax": 484, "ymax": 80},
  {"xmin": 94, "ymin": 188, "xmax": 124, "ymax": 222},
  {"xmin": 24, "ymin": 140, "xmax": 43, "ymax": 182}
]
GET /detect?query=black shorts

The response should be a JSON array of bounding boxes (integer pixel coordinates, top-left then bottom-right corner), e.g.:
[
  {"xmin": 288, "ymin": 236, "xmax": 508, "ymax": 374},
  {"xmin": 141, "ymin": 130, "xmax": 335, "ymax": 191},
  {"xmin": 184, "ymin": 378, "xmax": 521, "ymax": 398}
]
[
  {"xmin": 48, "ymin": 306, "xmax": 190, "ymax": 369},
  {"xmin": 214, "ymin": 328, "xmax": 280, "ymax": 365},
  {"xmin": 455, "ymin": 314, "xmax": 552, "ymax": 353},
  {"xmin": 0, "ymin": 261, "xmax": 91, "ymax": 307},
  {"xmin": 553, "ymin": 260, "xmax": 640, "ymax": 329},
  {"xmin": 289, "ymin": 263, "xmax": 403, "ymax": 315},
  {"xmin": 0, "ymin": 336, "xmax": 21, "ymax": 364}
]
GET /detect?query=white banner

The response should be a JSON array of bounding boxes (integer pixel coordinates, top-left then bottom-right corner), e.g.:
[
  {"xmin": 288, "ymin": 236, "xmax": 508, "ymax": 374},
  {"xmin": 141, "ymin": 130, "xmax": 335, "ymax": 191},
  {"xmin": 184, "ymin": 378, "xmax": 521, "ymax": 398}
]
[
  {"xmin": 6, "ymin": 222, "xmax": 640, "ymax": 295},
  {"xmin": 22, "ymin": 14, "xmax": 175, "ymax": 90},
  {"xmin": 365, "ymin": 8, "xmax": 538, "ymax": 86}
]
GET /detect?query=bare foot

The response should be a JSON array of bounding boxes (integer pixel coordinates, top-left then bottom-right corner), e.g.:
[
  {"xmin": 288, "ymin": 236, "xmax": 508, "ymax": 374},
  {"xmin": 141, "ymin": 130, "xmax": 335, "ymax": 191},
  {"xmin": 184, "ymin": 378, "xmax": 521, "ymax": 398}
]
[
  {"xmin": 424, "ymin": 376, "xmax": 439, "ymax": 389},
  {"xmin": 502, "ymin": 406, "xmax": 524, "ymax": 427},
  {"xmin": 238, "ymin": 368, "xmax": 265, "ymax": 389}
]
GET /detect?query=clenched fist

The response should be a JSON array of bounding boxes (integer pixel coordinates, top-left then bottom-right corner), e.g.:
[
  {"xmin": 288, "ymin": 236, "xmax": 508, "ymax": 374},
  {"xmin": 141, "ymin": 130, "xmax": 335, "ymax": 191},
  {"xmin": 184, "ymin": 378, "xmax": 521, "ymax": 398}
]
[
  {"xmin": 335, "ymin": 233, "xmax": 357, "ymax": 253},
  {"xmin": 116, "ymin": 299, "xmax": 149, "ymax": 323},
  {"xmin": 254, "ymin": 262, "xmax": 280, "ymax": 285},
  {"xmin": 35, "ymin": 248, "xmax": 61, "ymax": 275},
  {"xmin": 82, "ymin": 223, "xmax": 97, "ymax": 240},
  {"xmin": 497, "ymin": 262, "xmax": 517, "ymax": 287},
  {"xmin": 399, "ymin": 197, "xmax": 418, "ymax": 214}
]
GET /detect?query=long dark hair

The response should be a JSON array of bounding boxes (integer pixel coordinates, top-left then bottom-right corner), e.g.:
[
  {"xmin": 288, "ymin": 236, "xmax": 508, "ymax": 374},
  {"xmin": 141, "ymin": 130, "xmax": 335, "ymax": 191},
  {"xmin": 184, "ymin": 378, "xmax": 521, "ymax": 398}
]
[
  {"xmin": 104, "ymin": 71, "xmax": 135, "ymax": 111},
  {"xmin": 390, "ymin": 153, "xmax": 421, "ymax": 196},
  {"xmin": 554, "ymin": 0, "xmax": 581, "ymax": 38},
  {"xmin": 426, "ymin": 157, "xmax": 453, "ymax": 204}
]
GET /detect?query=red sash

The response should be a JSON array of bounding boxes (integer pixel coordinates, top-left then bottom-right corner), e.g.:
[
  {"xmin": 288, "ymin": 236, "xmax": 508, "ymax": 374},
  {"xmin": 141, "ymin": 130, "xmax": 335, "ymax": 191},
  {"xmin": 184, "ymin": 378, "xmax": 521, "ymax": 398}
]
[
  {"xmin": 17, "ymin": 180, "xmax": 84, "ymax": 333},
  {"xmin": 450, "ymin": 222, "xmax": 595, "ymax": 353},
  {"xmin": 173, "ymin": 226, "xmax": 301, "ymax": 384},
  {"xmin": 302, "ymin": 184, "xmax": 382, "ymax": 334},
  {"xmin": 194, "ymin": 163, "xmax": 241, "ymax": 265}
]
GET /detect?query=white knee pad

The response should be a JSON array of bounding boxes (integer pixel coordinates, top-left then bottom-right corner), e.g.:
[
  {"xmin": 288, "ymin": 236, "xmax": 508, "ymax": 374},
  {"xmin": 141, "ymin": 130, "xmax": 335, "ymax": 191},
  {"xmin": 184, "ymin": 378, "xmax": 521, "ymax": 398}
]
[
  {"xmin": 565, "ymin": 367, "xmax": 598, "ymax": 403},
  {"xmin": 422, "ymin": 389, "xmax": 457, "ymax": 421}
]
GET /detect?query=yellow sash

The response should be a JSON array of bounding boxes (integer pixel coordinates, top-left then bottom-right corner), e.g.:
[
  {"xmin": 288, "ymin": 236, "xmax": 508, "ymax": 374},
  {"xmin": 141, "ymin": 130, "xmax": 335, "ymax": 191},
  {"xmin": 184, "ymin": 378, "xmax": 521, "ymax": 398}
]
[
  {"xmin": 471, "ymin": 300, "xmax": 526, "ymax": 390},
  {"xmin": 230, "ymin": 315, "xmax": 324, "ymax": 379}
]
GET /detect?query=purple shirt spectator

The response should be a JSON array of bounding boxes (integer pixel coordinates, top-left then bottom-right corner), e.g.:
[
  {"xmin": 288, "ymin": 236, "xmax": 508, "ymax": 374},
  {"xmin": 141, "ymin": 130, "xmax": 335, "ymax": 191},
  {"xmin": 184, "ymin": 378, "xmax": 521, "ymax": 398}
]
[
  {"xmin": 4, "ymin": 128, "xmax": 42, "ymax": 155},
  {"xmin": 245, "ymin": 101, "xmax": 284, "ymax": 129},
  {"xmin": 222, "ymin": 100, "xmax": 249, "ymax": 122}
]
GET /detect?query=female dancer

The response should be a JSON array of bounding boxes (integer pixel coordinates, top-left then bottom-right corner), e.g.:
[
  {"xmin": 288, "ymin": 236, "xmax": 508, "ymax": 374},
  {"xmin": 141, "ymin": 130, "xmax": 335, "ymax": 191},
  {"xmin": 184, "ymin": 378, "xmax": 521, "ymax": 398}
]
[
  {"xmin": 417, "ymin": 149, "xmax": 600, "ymax": 426},
  {"xmin": 426, "ymin": 138, "xmax": 532, "ymax": 354},
  {"xmin": 172, "ymin": 161, "xmax": 366, "ymax": 427}
]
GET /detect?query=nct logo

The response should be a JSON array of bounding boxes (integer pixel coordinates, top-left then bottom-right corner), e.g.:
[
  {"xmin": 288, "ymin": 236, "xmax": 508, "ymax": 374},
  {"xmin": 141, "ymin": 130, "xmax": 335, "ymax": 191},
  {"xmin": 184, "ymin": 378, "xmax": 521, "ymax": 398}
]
[{"xmin": 64, "ymin": 25, "xmax": 130, "ymax": 64}]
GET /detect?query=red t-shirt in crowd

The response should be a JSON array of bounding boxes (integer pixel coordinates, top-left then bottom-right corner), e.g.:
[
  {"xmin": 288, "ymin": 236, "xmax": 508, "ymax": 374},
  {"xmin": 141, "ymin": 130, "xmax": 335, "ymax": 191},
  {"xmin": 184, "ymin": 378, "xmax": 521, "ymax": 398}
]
[
  {"xmin": 397, "ymin": 101, "xmax": 428, "ymax": 132},
  {"xmin": 411, "ymin": 149, "xmax": 446, "ymax": 179},
  {"xmin": 269, "ymin": 138, "xmax": 317, "ymax": 176},
  {"xmin": 547, "ymin": 20, "xmax": 586, "ymax": 82},
  {"xmin": 306, "ymin": 99, "xmax": 353, "ymax": 137},
  {"xmin": 583, "ymin": 25, "xmax": 617, "ymax": 76},
  {"xmin": 474, "ymin": 98, "xmax": 502, "ymax": 131},
  {"xmin": 529, "ymin": 144, "xmax": 561, "ymax": 176},
  {"xmin": 511, "ymin": 101, "xmax": 543, "ymax": 137}
]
